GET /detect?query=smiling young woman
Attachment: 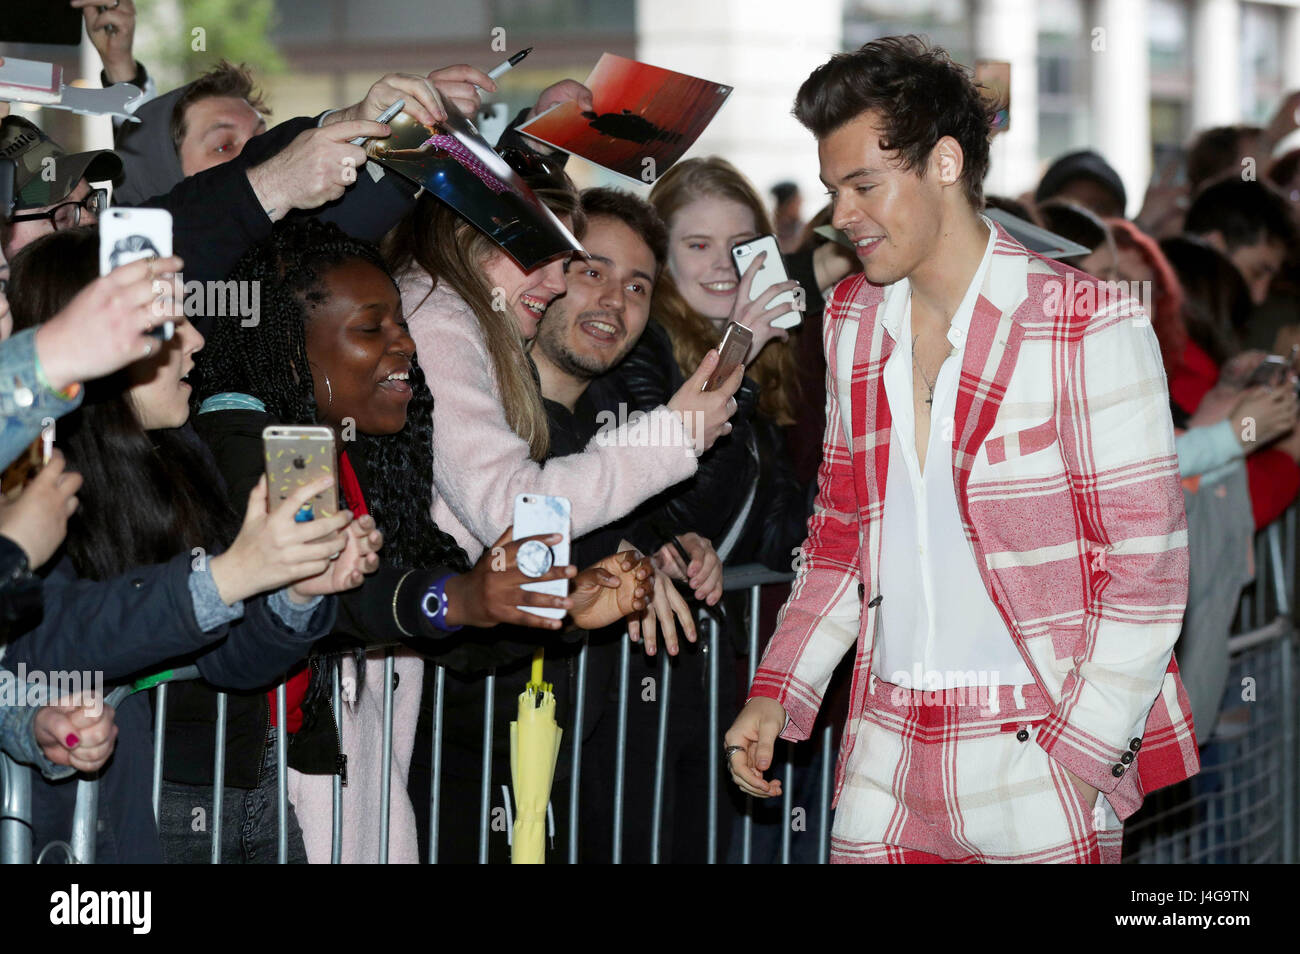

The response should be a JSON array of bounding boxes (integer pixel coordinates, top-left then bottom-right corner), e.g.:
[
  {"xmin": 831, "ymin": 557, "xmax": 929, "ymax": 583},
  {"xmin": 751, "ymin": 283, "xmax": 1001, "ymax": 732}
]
[
  {"xmin": 382, "ymin": 163, "xmax": 740, "ymax": 567},
  {"xmin": 181, "ymin": 218, "xmax": 651, "ymax": 863},
  {"xmin": 3, "ymin": 227, "xmax": 368, "ymax": 863},
  {"xmin": 650, "ymin": 157, "xmax": 802, "ymax": 429}
]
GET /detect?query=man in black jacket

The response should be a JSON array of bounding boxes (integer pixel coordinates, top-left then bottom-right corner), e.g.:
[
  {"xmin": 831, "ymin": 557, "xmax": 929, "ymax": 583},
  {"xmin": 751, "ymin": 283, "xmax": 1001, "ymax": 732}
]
[
  {"xmin": 0, "ymin": 109, "xmax": 391, "ymax": 322},
  {"xmin": 1, "ymin": 65, "xmax": 470, "ymax": 302}
]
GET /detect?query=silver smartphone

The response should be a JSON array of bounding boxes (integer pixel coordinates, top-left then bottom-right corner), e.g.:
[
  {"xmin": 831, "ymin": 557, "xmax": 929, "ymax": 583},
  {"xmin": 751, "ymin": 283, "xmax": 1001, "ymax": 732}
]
[
  {"xmin": 263, "ymin": 425, "xmax": 340, "ymax": 520},
  {"xmin": 732, "ymin": 234, "xmax": 800, "ymax": 330}
]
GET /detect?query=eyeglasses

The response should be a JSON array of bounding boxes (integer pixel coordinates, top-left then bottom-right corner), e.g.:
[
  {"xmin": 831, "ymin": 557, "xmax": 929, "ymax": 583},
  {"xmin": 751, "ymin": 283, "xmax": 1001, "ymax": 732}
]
[{"xmin": 8, "ymin": 188, "xmax": 110, "ymax": 230}]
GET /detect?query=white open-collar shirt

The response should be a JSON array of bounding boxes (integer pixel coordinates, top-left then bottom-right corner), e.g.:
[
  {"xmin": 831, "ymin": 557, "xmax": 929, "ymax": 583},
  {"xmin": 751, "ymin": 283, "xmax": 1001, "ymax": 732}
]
[{"xmin": 873, "ymin": 217, "xmax": 1035, "ymax": 691}]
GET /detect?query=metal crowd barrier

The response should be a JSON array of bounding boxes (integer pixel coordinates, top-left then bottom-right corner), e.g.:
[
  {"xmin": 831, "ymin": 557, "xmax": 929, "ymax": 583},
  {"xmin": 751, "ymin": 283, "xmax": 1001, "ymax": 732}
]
[
  {"xmin": 1122, "ymin": 510, "xmax": 1300, "ymax": 864},
  {"xmin": 2, "ymin": 507, "xmax": 1297, "ymax": 864}
]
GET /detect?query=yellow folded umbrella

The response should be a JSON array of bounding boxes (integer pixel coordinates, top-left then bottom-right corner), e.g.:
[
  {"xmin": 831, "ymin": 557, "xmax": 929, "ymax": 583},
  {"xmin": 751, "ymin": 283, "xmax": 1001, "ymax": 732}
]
[{"xmin": 510, "ymin": 648, "xmax": 563, "ymax": 864}]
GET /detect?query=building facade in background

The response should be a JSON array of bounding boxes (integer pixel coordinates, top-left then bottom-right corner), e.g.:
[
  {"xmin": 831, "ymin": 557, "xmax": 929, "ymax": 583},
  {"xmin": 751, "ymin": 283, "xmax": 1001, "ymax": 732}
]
[{"xmin": 3, "ymin": 0, "xmax": 1299, "ymax": 217}]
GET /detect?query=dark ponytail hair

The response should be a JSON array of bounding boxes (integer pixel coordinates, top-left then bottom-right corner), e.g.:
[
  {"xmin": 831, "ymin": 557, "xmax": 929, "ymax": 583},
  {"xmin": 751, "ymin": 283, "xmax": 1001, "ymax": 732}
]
[{"xmin": 6, "ymin": 227, "xmax": 237, "ymax": 579}]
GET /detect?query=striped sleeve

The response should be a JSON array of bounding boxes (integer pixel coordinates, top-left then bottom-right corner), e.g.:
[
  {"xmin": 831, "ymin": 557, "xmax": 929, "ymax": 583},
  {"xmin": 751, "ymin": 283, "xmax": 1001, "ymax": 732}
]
[
  {"xmin": 1035, "ymin": 295, "xmax": 1191, "ymax": 792},
  {"xmin": 749, "ymin": 281, "xmax": 863, "ymax": 741}
]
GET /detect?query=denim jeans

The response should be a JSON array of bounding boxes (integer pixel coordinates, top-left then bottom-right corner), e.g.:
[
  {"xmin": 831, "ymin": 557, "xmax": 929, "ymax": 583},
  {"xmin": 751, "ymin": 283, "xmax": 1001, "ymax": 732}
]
[{"xmin": 158, "ymin": 728, "xmax": 308, "ymax": 864}]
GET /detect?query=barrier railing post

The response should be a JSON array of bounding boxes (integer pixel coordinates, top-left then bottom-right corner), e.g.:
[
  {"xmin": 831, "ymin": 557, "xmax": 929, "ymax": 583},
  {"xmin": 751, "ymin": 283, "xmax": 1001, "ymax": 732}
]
[
  {"xmin": 0, "ymin": 755, "xmax": 32, "ymax": 864},
  {"xmin": 1283, "ymin": 631, "xmax": 1296, "ymax": 863},
  {"xmin": 478, "ymin": 670, "xmax": 495, "ymax": 864},
  {"xmin": 70, "ymin": 775, "xmax": 97, "ymax": 863},
  {"xmin": 1269, "ymin": 523, "xmax": 1289, "ymax": 616},
  {"xmin": 742, "ymin": 584, "xmax": 760, "ymax": 864},
  {"xmin": 1285, "ymin": 506, "xmax": 1297, "ymax": 612},
  {"xmin": 707, "ymin": 616, "xmax": 719, "ymax": 864},
  {"xmin": 211, "ymin": 691, "xmax": 227, "ymax": 864},
  {"xmin": 275, "ymin": 681, "xmax": 288, "ymax": 864},
  {"xmin": 152, "ymin": 683, "xmax": 167, "ymax": 825},
  {"xmin": 649, "ymin": 649, "xmax": 672, "ymax": 863},
  {"xmin": 428, "ymin": 664, "xmax": 444, "ymax": 864},
  {"xmin": 331, "ymin": 665, "xmax": 342, "ymax": 865},
  {"xmin": 379, "ymin": 650, "xmax": 395, "ymax": 864},
  {"xmin": 1255, "ymin": 532, "xmax": 1268, "ymax": 628},
  {"xmin": 567, "ymin": 638, "xmax": 588, "ymax": 864},
  {"xmin": 611, "ymin": 637, "xmax": 630, "ymax": 863},
  {"xmin": 780, "ymin": 740, "xmax": 794, "ymax": 864},
  {"xmin": 818, "ymin": 723, "xmax": 833, "ymax": 863}
]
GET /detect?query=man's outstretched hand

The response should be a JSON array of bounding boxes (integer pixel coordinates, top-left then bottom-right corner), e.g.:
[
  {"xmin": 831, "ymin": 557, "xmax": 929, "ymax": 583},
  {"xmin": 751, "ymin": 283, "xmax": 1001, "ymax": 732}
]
[{"xmin": 724, "ymin": 697, "xmax": 787, "ymax": 798}]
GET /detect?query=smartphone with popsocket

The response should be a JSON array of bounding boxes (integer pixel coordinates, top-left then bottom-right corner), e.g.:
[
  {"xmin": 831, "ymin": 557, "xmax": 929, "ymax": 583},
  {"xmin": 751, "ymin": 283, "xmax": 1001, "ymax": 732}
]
[
  {"xmin": 98, "ymin": 207, "xmax": 175, "ymax": 341},
  {"xmin": 702, "ymin": 321, "xmax": 753, "ymax": 392},
  {"xmin": 731, "ymin": 234, "xmax": 800, "ymax": 330},
  {"xmin": 512, "ymin": 493, "xmax": 571, "ymax": 619},
  {"xmin": 262, "ymin": 426, "xmax": 340, "ymax": 522}
]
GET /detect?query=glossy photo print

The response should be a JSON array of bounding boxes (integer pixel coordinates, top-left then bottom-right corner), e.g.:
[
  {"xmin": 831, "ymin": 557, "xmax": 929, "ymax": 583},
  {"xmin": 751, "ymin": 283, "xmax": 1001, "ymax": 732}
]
[
  {"xmin": 366, "ymin": 101, "xmax": 584, "ymax": 270},
  {"xmin": 517, "ymin": 53, "xmax": 732, "ymax": 184}
]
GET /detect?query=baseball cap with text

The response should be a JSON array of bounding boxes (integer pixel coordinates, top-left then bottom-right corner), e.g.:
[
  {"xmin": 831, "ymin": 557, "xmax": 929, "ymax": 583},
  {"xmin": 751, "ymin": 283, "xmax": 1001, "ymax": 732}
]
[{"xmin": 0, "ymin": 116, "xmax": 122, "ymax": 213}]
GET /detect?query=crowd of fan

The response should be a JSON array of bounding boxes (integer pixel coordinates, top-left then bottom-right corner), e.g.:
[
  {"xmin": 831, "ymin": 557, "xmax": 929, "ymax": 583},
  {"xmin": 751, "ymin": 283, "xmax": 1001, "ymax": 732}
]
[{"xmin": 1, "ymin": 10, "xmax": 1297, "ymax": 863}]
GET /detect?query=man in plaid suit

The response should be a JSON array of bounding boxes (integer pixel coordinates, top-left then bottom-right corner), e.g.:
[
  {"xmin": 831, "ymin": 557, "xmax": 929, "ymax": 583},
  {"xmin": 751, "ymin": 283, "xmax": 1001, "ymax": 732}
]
[{"xmin": 724, "ymin": 36, "xmax": 1199, "ymax": 863}]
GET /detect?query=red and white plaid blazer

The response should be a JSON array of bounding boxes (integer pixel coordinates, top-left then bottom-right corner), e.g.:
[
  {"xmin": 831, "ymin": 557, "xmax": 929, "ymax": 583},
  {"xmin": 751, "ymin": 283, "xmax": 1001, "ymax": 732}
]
[{"xmin": 751, "ymin": 225, "xmax": 1200, "ymax": 821}]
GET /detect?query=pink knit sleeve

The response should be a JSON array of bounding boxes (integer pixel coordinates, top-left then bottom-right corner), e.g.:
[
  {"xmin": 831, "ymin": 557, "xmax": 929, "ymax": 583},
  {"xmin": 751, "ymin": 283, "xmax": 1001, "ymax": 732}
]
[{"xmin": 404, "ymin": 279, "xmax": 699, "ymax": 554}]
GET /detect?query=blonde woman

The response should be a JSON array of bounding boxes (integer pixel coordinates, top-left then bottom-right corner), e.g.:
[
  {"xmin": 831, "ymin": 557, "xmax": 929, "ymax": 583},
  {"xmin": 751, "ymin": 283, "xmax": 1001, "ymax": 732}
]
[{"xmin": 649, "ymin": 157, "xmax": 813, "ymax": 570}]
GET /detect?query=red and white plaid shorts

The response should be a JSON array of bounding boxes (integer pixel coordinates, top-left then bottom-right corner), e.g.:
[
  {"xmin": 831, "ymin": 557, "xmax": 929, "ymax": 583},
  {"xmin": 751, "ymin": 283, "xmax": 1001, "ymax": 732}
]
[{"xmin": 831, "ymin": 675, "xmax": 1123, "ymax": 864}]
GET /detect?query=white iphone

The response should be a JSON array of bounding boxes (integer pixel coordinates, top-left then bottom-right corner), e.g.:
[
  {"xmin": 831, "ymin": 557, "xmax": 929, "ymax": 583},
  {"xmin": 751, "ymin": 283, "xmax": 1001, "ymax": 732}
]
[
  {"xmin": 512, "ymin": 493, "xmax": 571, "ymax": 619},
  {"xmin": 732, "ymin": 234, "xmax": 800, "ymax": 330},
  {"xmin": 99, "ymin": 207, "xmax": 175, "ymax": 340}
]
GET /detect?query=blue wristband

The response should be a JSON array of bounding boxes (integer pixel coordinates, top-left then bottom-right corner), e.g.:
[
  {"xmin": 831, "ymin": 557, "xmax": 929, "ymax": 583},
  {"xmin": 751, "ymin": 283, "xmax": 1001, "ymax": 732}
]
[{"xmin": 421, "ymin": 573, "xmax": 462, "ymax": 633}]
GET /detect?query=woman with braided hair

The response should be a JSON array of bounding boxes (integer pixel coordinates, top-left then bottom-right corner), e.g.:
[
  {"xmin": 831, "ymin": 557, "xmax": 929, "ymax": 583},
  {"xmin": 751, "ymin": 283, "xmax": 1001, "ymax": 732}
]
[{"xmin": 167, "ymin": 217, "xmax": 653, "ymax": 863}]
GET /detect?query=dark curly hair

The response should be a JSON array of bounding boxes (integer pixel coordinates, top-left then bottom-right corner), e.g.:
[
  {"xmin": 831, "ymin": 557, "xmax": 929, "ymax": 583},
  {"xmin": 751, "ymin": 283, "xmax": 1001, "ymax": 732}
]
[
  {"xmin": 579, "ymin": 187, "xmax": 668, "ymax": 271},
  {"xmin": 191, "ymin": 218, "xmax": 470, "ymax": 576},
  {"xmin": 793, "ymin": 34, "xmax": 996, "ymax": 208}
]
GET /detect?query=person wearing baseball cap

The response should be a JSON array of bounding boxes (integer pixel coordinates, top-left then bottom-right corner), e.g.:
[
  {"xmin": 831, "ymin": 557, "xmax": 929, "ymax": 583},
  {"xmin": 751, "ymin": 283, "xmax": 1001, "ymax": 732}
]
[
  {"xmin": 1035, "ymin": 148, "xmax": 1129, "ymax": 220},
  {"xmin": 0, "ymin": 115, "xmax": 122, "ymax": 261}
]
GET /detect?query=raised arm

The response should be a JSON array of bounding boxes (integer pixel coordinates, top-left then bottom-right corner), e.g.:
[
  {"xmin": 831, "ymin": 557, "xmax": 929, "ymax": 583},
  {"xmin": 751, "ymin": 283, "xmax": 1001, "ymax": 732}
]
[{"xmin": 408, "ymin": 286, "xmax": 717, "ymax": 558}]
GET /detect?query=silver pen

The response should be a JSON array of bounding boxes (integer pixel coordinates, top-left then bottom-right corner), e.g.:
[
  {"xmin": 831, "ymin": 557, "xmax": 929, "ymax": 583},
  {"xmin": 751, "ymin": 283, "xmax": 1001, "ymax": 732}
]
[{"xmin": 349, "ymin": 98, "xmax": 405, "ymax": 146}]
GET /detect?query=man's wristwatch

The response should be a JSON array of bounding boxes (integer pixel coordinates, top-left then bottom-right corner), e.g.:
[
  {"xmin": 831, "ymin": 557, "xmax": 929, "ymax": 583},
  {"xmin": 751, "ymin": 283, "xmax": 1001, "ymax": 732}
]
[{"xmin": 420, "ymin": 574, "xmax": 462, "ymax": 633}]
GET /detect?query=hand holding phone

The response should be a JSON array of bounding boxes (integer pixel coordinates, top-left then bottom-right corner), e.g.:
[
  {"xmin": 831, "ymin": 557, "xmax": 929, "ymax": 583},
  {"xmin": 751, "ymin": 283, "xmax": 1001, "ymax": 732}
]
[
  {"xmin": 703, "ymin": 321, "xmax": 753, "ymax": 392},
  {"xmin": 513, "ymin": 494, "xmax": 572, "ymax": 619},
  {"xmin": 262, "ymin": 426, "xmax": 340, "ymax": 520},
  {"xmin": 732, "ymin": 235, "xmax": 801, "ymax": 331},
  {"xmin": 209, "ymin": 473, "xmax": 353, "ymax": 606},
  {"xmin": 1246, "ymin": 354, "xmax": 1294, "ymax": 389},
  {"xmin": 98, "ymin": 207, "xmax": 175, "ymax": 341},
  {"xmin": 667, "ymin": 347, "xmax": 744, "ymax": 455}
]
